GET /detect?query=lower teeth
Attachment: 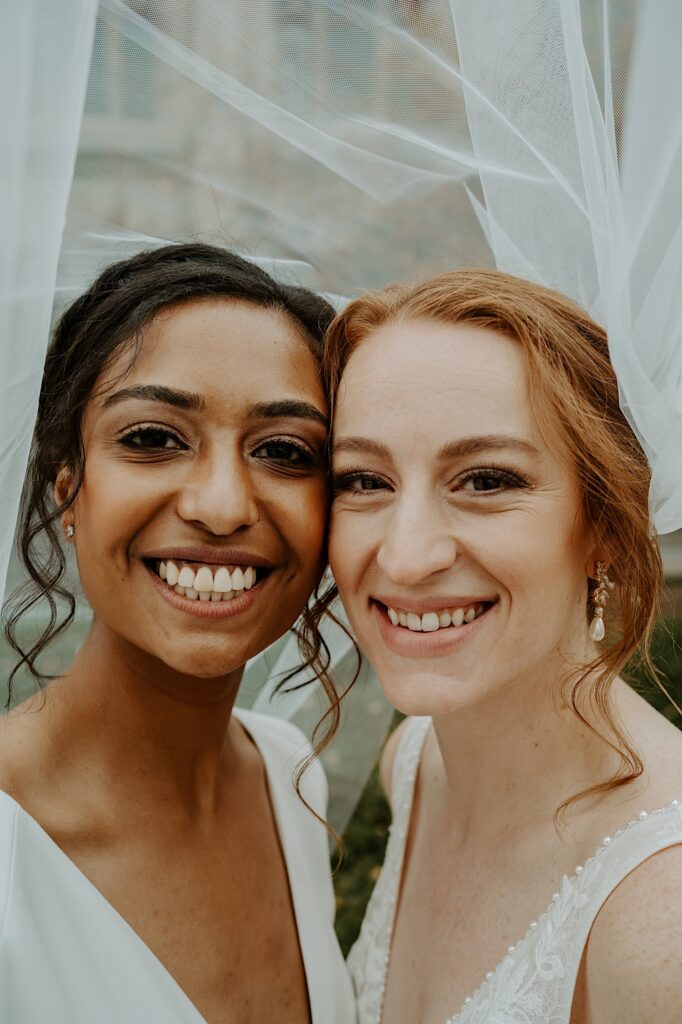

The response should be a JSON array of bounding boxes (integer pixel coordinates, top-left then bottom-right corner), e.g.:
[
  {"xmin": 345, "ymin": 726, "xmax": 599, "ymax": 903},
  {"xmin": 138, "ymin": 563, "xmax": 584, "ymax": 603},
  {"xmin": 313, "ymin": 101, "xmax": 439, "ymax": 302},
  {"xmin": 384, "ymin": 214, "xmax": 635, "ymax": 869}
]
[{"xmin": 170, "ymin": 582, "xmax": 235, "ymax": 602}]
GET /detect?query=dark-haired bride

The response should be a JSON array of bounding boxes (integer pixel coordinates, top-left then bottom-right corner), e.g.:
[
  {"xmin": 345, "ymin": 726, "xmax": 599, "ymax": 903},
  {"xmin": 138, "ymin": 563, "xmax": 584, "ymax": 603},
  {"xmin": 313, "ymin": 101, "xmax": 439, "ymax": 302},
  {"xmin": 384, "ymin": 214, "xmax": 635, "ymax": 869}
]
[{"xmin": 0, "ymin": 244, "xmax": 354, "ymax": 1023}]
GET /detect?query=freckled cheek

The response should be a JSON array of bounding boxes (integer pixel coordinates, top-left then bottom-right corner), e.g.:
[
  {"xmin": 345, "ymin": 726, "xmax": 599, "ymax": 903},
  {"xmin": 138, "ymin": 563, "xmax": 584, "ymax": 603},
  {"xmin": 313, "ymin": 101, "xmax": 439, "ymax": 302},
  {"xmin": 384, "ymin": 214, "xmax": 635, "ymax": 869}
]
[
  {"xmin": 328, "ymin": 509, "xmax": 374, "ymax": 597},
  {"xmin": 472, "ymin": 520, "xmax": 580, "ymax": 614}
]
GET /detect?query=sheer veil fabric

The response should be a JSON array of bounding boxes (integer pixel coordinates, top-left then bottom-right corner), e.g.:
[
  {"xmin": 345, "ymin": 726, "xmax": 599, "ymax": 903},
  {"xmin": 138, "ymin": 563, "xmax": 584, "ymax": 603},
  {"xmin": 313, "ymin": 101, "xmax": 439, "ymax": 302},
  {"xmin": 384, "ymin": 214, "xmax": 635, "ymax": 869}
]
[{"xmin": 2, "ymin": 1, "xmax": 681, "ymax": 825}]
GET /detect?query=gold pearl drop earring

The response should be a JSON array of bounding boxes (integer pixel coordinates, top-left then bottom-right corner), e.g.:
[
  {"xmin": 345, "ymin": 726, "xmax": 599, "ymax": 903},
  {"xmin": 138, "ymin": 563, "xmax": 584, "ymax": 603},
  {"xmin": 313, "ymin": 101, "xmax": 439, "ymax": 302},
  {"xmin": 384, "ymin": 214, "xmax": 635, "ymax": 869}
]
[{"xmin": 588, "ymin": 561, "xmax": 612, "ymax": 642}]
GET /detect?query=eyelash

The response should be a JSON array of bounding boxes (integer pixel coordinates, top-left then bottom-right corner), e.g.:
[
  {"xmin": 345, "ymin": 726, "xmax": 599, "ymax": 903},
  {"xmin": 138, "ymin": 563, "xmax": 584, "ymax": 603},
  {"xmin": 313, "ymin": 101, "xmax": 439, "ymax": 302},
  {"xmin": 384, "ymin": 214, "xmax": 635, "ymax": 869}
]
[
  {"xmin": 117, "ymin": 426, "xmax": 318, "ymax": 467},
  {"xmin": 333, "ymin": 469, "xmax": 387, "ymax": 494},
  {"xmin": 456, "ymin": 464, "xmax": 531, "ymax": 493},
  {"xmin": 251, "ymin": 437, "xmax": 319, "ymax": 467},
  {"xmin": 118, "ymin": 424, "xmax": 187, "ymax": 451},
  {"xmin": 333, "ymin": 464, "xmax": 530, "ymax": 496}
]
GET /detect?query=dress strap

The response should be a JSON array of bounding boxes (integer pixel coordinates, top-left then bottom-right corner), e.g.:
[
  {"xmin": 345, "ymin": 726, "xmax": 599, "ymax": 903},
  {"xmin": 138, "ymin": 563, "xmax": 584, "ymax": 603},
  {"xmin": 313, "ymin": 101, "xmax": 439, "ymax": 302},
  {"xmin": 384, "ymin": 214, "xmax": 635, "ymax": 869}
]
[
  {"xmin": 450, "ymin": 799, "xmax": 682, "ymax": 1024},
  {"xmin": 389, "ymin": 717, "xmax": 431, "ymax": 815},
  {"xmin": 560, "ymin": 799, "xmax": 682, "ymax": 1000}
]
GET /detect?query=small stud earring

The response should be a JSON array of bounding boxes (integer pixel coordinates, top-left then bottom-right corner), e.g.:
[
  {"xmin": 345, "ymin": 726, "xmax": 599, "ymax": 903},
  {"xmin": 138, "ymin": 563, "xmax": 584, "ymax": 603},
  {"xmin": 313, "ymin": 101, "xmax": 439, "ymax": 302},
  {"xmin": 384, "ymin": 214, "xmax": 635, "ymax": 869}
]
[
  {"xmin": 588, "ymin": 561, "xmax": 613, "ymax": 642},
  {"xmin": 65, "ymin": 524, "xmax": 74, "ymax": 539}
]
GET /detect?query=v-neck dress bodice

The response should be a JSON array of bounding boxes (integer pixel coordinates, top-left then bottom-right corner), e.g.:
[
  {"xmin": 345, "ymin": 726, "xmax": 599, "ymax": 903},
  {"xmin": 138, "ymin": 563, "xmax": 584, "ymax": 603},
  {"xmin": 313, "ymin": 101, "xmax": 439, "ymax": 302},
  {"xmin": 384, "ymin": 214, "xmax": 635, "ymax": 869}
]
[
  {"xmin": 348, "ymin": 716, "xmax": 682, "ymax": 1024},
  {"xmin": 0, "ymin": 709, "xmax": 355, "ymax": 1023}
]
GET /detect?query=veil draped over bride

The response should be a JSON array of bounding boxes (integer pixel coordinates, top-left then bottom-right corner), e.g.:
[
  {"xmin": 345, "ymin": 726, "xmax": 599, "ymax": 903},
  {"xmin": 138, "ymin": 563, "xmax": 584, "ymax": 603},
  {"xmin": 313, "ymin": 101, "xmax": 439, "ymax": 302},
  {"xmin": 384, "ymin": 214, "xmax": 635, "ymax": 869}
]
[{"xmin": 2, "ymin": 0, "xmax": 681, "ymax": 828}]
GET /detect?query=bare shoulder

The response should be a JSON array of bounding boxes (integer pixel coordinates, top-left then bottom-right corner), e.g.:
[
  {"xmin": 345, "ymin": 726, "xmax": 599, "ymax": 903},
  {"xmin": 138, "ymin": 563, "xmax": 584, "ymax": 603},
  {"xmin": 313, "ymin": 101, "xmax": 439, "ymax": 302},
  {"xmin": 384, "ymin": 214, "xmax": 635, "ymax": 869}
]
[
  {"xmin": 0, "ymin": 694, "xmax": 51, "ymax": 798},
  {"xmin": 379, "ymin": 716, "xmax": 411, "ymax": 806},
  {"xmin": 585, "ymin": 842, "xmax": 682, "ymax": 1024}
]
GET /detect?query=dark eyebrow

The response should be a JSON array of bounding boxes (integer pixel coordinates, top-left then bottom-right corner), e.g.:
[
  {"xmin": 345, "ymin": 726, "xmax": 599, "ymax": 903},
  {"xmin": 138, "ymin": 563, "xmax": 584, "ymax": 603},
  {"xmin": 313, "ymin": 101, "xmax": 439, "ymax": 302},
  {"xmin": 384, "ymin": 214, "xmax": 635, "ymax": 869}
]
[
  {"xmin": 247, "ymin": 400, "xmax": 328, "ymax": 429},
  {"xmin": 332, "ymin": 434, "xmax": 539, "ymax": 460},
  {"xmin": 102, "ymin": 384, "xmax": 205, "ymax": 412}
]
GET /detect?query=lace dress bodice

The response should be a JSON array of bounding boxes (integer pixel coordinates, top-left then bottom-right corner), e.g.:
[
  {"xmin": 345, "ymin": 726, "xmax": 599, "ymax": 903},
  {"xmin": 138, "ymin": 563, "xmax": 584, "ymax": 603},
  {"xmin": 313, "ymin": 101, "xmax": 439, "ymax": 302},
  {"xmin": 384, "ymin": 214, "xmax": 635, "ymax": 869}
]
[{"xmin": 348, "ymin": 716, "xmax": 682, "ymax": 1024}]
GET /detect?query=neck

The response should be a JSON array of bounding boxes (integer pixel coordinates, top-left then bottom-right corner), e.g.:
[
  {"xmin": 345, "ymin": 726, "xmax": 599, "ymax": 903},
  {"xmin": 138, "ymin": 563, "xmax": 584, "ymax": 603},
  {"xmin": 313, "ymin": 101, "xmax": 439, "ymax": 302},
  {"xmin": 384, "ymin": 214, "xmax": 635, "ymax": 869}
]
[
  {"xmin": 430, "ymin": 656, "xmax": 624, "ymax": 844},
  {"xmin": 41, "ymin": 618, "xmax": 245, "ymax": 816}
]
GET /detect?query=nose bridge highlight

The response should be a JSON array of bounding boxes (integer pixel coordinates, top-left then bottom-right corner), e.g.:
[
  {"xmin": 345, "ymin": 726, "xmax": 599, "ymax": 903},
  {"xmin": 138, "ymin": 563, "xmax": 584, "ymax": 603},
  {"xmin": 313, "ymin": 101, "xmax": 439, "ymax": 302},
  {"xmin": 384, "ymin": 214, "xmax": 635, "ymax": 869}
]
[
  {"xmin": 377, "ymin": 488, "xmax": 456, "ymax": 582},
  {"xmin": 177, "ymin": 444, "xmax": 258, "ymax": 532}
]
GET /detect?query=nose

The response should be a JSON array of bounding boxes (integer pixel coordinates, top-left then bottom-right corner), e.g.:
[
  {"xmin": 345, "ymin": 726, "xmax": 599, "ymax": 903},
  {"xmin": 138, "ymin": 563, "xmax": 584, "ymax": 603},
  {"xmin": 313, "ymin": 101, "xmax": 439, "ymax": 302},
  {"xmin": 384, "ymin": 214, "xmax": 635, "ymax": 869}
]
[
  {"xmin": 175, "ymin": 446, "xmax": 259, "ymax": 536},
  {"xmin": 376, "ymin": 493, "xmax": 457, "ymax": 585}
]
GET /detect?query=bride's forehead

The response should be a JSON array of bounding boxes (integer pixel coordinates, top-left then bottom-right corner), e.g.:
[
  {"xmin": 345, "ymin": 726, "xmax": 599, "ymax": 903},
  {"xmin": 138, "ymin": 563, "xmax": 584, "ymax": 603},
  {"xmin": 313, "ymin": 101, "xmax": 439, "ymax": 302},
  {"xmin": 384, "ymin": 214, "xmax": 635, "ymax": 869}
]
[
  {"xmin": 336, "ymin": 319, "xmax": 529, "ymax": 417},
  {"xmin": 98, "ymin": 300, "xmax": 321, "ymax": 394}
]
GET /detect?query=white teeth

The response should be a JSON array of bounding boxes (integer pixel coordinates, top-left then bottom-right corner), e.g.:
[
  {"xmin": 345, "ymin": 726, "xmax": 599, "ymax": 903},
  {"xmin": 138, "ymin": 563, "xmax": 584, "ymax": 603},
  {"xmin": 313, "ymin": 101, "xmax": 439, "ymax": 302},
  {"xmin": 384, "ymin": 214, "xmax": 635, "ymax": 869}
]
[
  {"xmin": 158, "ymin": 560, "xmax": 259, "ymax": 603},
  {"xmin": 178, "ymin": 566, "xmax": 195, "ymax": 589},
  {"xmin": 386, "ymin": 603, "xmax": 488, "ymax": 633},
  {"xmin": 194, "ymin": 566, "xmax": 214, "ymax": 592},
  {"xmin": 213, "ymin": 567, "xmax": 232, "ymax": 592}
]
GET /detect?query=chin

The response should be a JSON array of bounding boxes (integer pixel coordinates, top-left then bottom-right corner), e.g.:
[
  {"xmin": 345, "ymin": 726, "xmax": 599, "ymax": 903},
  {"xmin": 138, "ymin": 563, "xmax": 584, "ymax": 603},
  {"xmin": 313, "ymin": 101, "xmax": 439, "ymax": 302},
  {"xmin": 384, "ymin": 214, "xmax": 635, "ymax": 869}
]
[
  {"xmin": 376, "ymin": 665, "xmax": 489, "ymax": 719},
  {"xmin": 141, "ymin": 636, "xmax": 249, "ymax": 681}
]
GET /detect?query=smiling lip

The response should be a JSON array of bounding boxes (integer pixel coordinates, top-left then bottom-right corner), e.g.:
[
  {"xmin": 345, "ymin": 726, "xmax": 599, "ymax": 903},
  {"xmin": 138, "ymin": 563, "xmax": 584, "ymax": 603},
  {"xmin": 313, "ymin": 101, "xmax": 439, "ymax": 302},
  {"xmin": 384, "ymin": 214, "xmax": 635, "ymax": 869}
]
[
  {"xmin": 373, "ymin": 595, "xmax": 497, "ymax": 615},
  {"xmin": 146, "ymin": 562, "xmax": 270, "ymax": 619},
  {"xmin": 142, "ymin": 545, "xmax": 275, "ymax": 568},
  {"xmin": 372, "ymin": 599, "xmax": 496, "ymax": 657}
]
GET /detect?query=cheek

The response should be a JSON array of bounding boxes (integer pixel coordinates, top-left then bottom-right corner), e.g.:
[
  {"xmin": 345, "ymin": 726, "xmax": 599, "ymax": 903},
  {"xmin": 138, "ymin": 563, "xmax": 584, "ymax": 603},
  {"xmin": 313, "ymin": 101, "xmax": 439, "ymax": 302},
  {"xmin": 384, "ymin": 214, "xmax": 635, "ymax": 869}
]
[
  {"xmin": 474, "ymin": 505, "xmax": 583, "ymax": 590},
  {"xmin": 328, "ymin": 507, "xmax": 372, "ymax": 600},
  {"xmin": 70, "ymin": 461, "xmax": 175, "ymax": 620},
  {"xmin": 269, "ymin": 478, "xmax": 328, "ymax": 575},
  {"xmin": 74, "ymin": 461, "xmax": 163, "ymax": 558}
]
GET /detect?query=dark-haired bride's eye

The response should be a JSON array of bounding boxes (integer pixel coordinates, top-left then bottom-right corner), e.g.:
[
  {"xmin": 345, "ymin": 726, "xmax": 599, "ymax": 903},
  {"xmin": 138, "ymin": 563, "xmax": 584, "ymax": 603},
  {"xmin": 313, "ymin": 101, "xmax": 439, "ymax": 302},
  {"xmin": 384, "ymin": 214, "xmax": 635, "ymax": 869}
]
[
  {"xmin": 252, "ymin": 439, "xmax": 318, "ymax": 467},
  {"xmin": 118, "ymin": 426, "xmax": 186, "ymax": 451}
]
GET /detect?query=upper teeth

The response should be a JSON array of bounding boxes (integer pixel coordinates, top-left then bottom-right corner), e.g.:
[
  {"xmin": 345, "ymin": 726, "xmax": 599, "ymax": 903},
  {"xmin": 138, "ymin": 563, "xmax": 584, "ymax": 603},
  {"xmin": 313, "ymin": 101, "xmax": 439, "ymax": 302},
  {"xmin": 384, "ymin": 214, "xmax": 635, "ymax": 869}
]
[
  {"xmin": 387, "ymin": 604, "xmax": 485, "ymax": 632},
  {"xmin": 157, "ymin": 561, "xmax": 257, "ymax": 601}
]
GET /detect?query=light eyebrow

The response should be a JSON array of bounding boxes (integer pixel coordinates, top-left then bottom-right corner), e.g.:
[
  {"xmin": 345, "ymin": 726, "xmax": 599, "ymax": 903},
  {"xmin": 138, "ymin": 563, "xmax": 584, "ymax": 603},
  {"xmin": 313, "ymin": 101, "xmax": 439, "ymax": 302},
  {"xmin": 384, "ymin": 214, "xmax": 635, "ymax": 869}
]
[
  {"xmin": 332, "ymin": 437, "xmax": 391, "ymax": 459},
  {"xmin": 102, "ymin": 384, "xmax": 205, "ymax": 412},
  {"xmin": 437, "ymin": 435, "xmax": 540, "ymax": 460},
  {"xmin": 247, "ymin": 399, "xmax": 328, "ymax": 429},
  {"xmin": 332, "ymin": 434, "xmax": 539, "ymax": 461}
]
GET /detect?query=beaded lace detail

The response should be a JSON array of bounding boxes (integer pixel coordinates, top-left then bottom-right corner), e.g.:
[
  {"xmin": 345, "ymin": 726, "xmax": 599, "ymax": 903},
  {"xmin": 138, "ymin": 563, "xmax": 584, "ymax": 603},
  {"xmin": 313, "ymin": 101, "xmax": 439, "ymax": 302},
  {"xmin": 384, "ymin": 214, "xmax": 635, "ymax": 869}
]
[{"xmin": 347, "ymin": 716, "xmax": 682, "ymax": 1024}]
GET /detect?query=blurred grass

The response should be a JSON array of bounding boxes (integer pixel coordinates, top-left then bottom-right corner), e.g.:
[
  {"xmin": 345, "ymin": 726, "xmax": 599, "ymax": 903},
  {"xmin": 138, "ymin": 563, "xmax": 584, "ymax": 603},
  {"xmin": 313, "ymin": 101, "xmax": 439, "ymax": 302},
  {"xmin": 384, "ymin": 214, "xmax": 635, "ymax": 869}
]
[
  {"xmin": 333, "ymin": 729, "xmax": 396, "ymax": 955},
  {"xmin": 333, "ymin": 616, "xmax": 682, "ymax": 954}
]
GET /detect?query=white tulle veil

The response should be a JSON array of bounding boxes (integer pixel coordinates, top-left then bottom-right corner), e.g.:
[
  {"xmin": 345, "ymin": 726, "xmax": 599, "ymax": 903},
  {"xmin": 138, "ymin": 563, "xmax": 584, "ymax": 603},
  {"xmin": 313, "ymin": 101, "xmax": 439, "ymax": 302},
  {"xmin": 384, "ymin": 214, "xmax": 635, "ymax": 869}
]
[{"xmin": 1, "ymin": 0, "xmax": 681, "ymax": 829}]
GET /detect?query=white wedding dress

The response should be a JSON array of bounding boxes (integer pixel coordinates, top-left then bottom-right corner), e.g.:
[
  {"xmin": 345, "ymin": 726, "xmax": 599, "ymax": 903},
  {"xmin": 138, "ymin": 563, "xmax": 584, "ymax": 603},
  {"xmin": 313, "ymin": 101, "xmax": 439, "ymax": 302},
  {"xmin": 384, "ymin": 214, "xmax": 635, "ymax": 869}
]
[
  {"xmin": 0, "ymin": 708, "xmax": 356, "ymax": 1023},
  {"xmin": 348, "ymin": 716, "xmax": 682, "ymax": 1024}
]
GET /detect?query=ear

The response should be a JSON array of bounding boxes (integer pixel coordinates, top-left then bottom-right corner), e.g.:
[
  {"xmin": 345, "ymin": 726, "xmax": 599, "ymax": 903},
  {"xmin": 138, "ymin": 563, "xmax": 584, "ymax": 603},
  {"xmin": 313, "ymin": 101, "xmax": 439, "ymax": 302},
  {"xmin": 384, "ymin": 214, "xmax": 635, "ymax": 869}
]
[
  {"xmin": 585, "ymin": 548, "xmax": 616, "ymax": 581},
  {"xmin": 584, "ymin": 530, "xmax": 616, "ymax": 580},
  {"xmin": 54, "ymin": 466, "xmax": 78, "ymax": 536}
]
